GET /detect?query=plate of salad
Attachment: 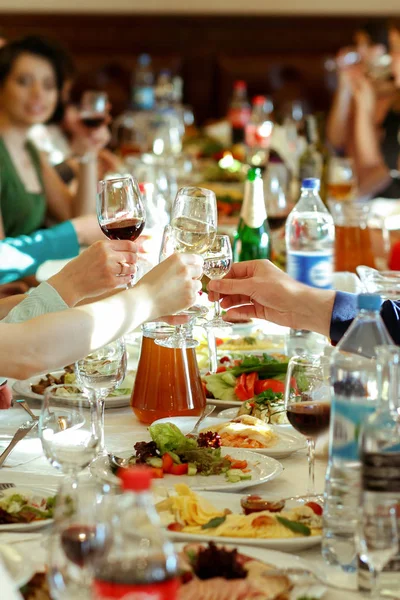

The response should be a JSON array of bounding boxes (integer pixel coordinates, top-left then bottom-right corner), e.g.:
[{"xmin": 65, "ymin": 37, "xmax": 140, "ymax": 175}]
[
  {"xmin": 0, "ymin": 487, "xmax": 56, "ymax": 531},
  {"xmin": 203, "ymin": 354, "xmax": 289, "ymax": 412},
  {"xmin": 90, "ymin": 422, "xmax": 283, "ymax": 492},
  {"xmin": 13, "ymin": 368, "xmax": 136, "ymax": 409}
]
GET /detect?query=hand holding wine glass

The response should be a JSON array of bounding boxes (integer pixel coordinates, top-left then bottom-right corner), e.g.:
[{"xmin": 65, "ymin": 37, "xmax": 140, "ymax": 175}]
[
  {"xmin": 97, "ymin": 175, "xmax": 146, "ymax": 285},
  {"xmin": 80, "ymin": 91, "xmax": 108, "ymax": 129},
  {"xmin": 284, "ymin": 355, "xmax": 331, "ymax": 498}
]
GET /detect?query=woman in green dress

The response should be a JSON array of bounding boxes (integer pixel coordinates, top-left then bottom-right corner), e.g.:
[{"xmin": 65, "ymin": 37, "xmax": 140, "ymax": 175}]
[{"xmin": 0, "ymin": 36, "xmax": 110, "ymax": 238}]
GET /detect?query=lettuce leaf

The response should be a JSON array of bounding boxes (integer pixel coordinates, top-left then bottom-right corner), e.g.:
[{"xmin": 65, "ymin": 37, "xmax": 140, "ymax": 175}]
[
  {"xmin": 204, "ymin": 372, "xmax": 237, "ymax": 401},
  {"xmin": 149, "ymin": 423, "xmax": 197, "ymax": 455}
]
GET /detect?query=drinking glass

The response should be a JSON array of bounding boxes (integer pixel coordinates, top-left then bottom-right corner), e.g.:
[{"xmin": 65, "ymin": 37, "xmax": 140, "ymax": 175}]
[
  {"xmin": 97, "ymin": 174, "xmax": 146, "ymax": 285},
  {"xmin": 170, "ymin": 186, "xmax": 217, "ymax": 255},
  {"xmin": 327, "ymin": 157, "xmax": 357, "ymax": 201},
  {"xmin": 80, "ymin": 91, "xmax": 108, "ymax": 129},
  {"xmin": 284, "ymin": 355, "xmax": 331, "ymax": 497},
  {"xmin": 48, "ymin": 479, "xmax": 113, "ymax": 600},
  {"xmin": 203, "ymin": 234, "xmax": 233, "ymax": 328},
  {"xmin": 75, "ymin": 339, "xmax": 127, "ymax": 454},
  {"xmin": 356, "ymin": 504, "xmax": 399, "ymax": 599},
  {"xmin": 39, "ymin": 385, "xmax": 100, "ymax": 480}
]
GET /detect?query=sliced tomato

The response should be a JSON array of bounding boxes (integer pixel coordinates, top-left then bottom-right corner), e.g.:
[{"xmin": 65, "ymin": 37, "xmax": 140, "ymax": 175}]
[
  {"xmin": 305, "ymin": 501, "xmax": 323, "ymax": 515},
  {"xmin": 162, "ymin": 453, "xmax": 174, "ymax": 473},
  {"xmin": 245, "ymin": 372, "xmax": 258, "ymax": 398},
  {"xmin": 238, "ymin": 373, "xmax": 247, "ymax": 387},
  {"xmin": 254, "ymin": 379, "xmax": 285, "ymax": 395},
  {"xmin": 229, "ymin": 459, "xmax": 248, "ymax": 470},
  {"xmin": 220, "ymin": 356, "xmax": 231, "ymax": 363},
  {"xmin": 234, "ymin": 383, "xmax": 249, "ymax": 402},
  {"xmin": 215, "ymin": 338, "xmax": 224, "ymax": 346},
  {"xmin": 169, "ymin": 463, "xmax": 189, "ymax": 476},
  {"xmin": 252, "ymin": 515, "xmax": 275, "ymax": 527},
  {"xmin": 216, "ymin": 366, "xmax": 227, "ymax": 373},
  {"xmin": 167, "ymin": 522, "xmax": 184, "ymax": 532},
  {"xmin": 150, "ymin": 467, "xmax": 164, "ymax": 479}
]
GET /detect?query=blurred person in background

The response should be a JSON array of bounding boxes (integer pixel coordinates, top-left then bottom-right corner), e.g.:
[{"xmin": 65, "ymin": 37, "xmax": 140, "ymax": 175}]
[
  {"xmin": 0, "ymin": 36, "xmax": 111, "ymax": 239},
  {"xmin": 326, "ymin": 20, "xmax": 400, "ymax": 198}
]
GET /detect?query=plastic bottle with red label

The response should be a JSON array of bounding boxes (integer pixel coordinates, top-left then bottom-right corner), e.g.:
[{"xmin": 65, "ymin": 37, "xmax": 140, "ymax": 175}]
[
  {"xmin": 92, "ymin": 467, "xmax": 179, "ymax": 600},
  {"xmin": 227, "ymin": 80, "xmax": 251, "ymax": 144}
]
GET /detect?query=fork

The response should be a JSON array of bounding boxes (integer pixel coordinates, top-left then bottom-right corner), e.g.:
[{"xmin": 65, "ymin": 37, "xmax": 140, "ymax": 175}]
[
  {"xmin": 0, "ymin": 421, "xmax": 38, "ymax": 468},
  {"xmin": 186, "ymin": 404, "xmax": 216, "ymax": 439},
  {"xmin": 0, "ymin": 483, "xmax": 16, "ymax": 493},
  {"xmin": 15, "ymin": 399, "xmax": 39, "ymax": 421}
]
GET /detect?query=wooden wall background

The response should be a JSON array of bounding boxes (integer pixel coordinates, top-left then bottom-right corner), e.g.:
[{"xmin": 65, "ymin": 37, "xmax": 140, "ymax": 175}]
[{"xmin": 0, "ymin": 13, "xmax": 395, "ymax": 123}]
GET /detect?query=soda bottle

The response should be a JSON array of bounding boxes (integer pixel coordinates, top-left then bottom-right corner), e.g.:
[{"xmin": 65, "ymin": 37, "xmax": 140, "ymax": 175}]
[
  {"xmin": 322, "ymin": 294, "xmax": 392, "ymax": 573},
  {"xmin": 285, "ymin": 177, "xmax": 334, "ymax": 289},
  {"xmin": 93, "ymin": 467, "xmax": 179, "ymax": 599},
  {"xmin": 227, "ymin": 80, "xmax": 251, "ymax": 144},
  {"xmin": 233, "ymin": 167, "xmax": 271, "ymax": 262},
  {"xmin": 133, "ymin": 54, "xmax": 155, "ymax": 111}
]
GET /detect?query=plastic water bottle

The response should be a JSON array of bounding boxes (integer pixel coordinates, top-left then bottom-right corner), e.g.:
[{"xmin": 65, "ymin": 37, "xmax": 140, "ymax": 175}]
[
  {"xmin": 322, "ymin": 294, "xmax": 392, "ymax": 573},
  {"xmin": 285, "ymin": 177, "xmax": 334, "ymax": 290}
]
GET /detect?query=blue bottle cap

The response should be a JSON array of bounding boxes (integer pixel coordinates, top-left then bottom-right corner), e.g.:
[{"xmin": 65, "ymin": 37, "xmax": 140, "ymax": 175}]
[
  {"xmin": 357, "ymin": 293, "xmax": 382, "ymax": 311},
  {"xmin": 301, "ymin": 178, "xmax": 320, "ymax": 191}
]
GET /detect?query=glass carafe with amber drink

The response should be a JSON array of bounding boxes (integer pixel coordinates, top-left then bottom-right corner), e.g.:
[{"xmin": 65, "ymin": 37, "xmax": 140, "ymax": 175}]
[
  {"xmin": 329, "ymin": 201, "xmax": 377, "ymax": 273},
  {"xmin": 131, "ymin": 323, "xmax": 206, "ymax": 424}
]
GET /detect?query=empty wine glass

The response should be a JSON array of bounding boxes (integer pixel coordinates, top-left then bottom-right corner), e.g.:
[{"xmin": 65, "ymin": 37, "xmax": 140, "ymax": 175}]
[
  {"xmin": 39, "ymin": 385, "xmax": 100, "ymax": 481},
  {"xmin": 285, "ymin": 356, "xmax": 331, "ymax": 498},
  {"xmin": 48, "ymin": 479, "xmax": 113, "ymax": 600},
  {"xmin": 75, "ymin": 339, "xmax": 127, "ymax": 455},
  {"xmin": 97, "ymin": 174, "xmax": 146, "ymax": 285},
  {"xmin": 80, "ymin": 91, "xmax": 108, "ymax": 129},
  {"xmin": 356, "ymin": 504, "xmax": 399, "ymax": 599},
  {"xmin": 203, "ymin": 235, "xmax": 233, "ymax": 328}
]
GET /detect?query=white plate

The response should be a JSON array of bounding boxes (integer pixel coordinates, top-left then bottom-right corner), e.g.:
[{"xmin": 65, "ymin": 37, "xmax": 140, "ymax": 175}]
[
  {"xmin": 173, "ymin": 542, "xmax": 327, "ymax": 598},
  {"xmin": 90, "ymin": 447, "xmax": 283, "ymax": 492},
  {"xmin": 152, "ymin": 416, "xmax": 305, "ymax": 459},
  {"xmin": 218, "ymin": 407, "xmax": 293, "ymax": 428},
  {"xmin": 13, "ymin": 370, "xmax": 134, "ymax": 409},
  {"xmin": 163, "ymin": 492, "xmax": 322, "ymax": 552},
  {"xmin": 0, "ymin": 485, "xmax": 55, "ymax": 532},
  {"xmin": 0, "ymin": 544, "xmax": 35, "ymax": 589}
]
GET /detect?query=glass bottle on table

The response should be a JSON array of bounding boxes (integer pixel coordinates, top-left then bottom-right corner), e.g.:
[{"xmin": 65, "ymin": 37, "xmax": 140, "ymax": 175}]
[
  {"xmin": 299, "ymin": 115, "xmax": 323, "ymax": 183},
  {"xmin": 75, "ymin": 338, "xmax": 127, "ymax": 455},
  {"xmin": 233, "ymin": 167, "xmax": 271, "ymax": 262},
  {"xmin": 228, "ymin": 80, "xmax": 251, "ymax": 144}
]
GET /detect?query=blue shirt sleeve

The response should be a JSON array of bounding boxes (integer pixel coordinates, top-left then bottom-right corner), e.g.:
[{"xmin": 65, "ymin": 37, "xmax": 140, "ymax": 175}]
[
  {"xmin": 0, "ymin": 221, "xmax": 79, "ymax": 284},
  {"xmin": 330, "ymin": 291, "xmax": 400, "ymax": 345}
]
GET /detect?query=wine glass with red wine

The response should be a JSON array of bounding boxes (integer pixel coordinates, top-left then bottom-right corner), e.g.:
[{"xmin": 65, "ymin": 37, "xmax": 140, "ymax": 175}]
[
  {"xmin": 48, "ymin": 480, "xmax": 113, "ymax": 600},
  {"xmin": 97, "ymin": 174, "xmax": 146, "ymax": 285},
  {"xmin": 284, "ymin": 355, "xmax": 331, "ymax": 498},
  {"xmin": 80, "ymin": 91, "xmax": 108, "ymax": 129}
]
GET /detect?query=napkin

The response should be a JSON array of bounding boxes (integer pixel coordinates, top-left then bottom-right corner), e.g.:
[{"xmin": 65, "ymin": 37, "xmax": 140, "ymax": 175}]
[
  {"xmin": 0, "ymin": 437, "xmax": 43, "ymax": 468},
  {"xmin": 0, "ymin": 559, "xmax": 23, "ymax": 599}
]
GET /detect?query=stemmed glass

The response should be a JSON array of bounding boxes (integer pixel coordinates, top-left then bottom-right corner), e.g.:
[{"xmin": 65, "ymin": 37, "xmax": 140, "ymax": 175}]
[
  {"xmin": 203, "ymin": 234, "xmax": 233, "ymax": 328},
  {"xmin": 75, "ymin": 339, "xmax": 127, "ymax": 455},
  {"xmin": 39, "ymin": 384, "xmax": 100, "ymax": 483},
  {"xmin": 48, "ymin": 480, "xmax": 113, "ymax": 600},
  {"xmin": 284, "ymin": 355, "xmax": 331, "ymax": 498},
  {"xmin": 80, "ymin": 91, "xmax": 108, "ymax": 129},
  {"xmin": 356, "ymin": 504, "xmax": 399, "ymax": 599},
  {"xmin": 97, "ymin": 174, "xmax": 146, "ymax": 286},
  {"xmin": 327, "ymin": 157, "xmax": 357, "ymax": 201}
]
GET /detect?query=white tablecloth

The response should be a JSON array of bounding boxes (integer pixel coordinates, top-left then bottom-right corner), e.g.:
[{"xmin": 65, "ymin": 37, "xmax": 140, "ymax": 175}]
[{"xmin": 0, "ymin": 402, "xmax": 361, "ymax": 599}]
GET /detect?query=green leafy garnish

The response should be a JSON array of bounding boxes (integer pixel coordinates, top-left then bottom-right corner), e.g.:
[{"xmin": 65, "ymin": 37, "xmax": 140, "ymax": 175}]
[
  {"xmin": 201, "ymin": 515, "xmax": 227, "ymax": 529},
  {"xmin": 179, "ymin": 447, "xmax": 231, "ymax": 476},
  {"xmin": 255, "ymin": 390, "xmax": 284, "ymax": 405},
  {"xmin": 149, "ymin": 423, "xmax": 197, "ymax": 455},
  {"xmin": 243, "ymin": 337, "xmax": 257, "ymax": 345},
  {"xmin": 276, "ymin": 516, "xmax": 311, "ymax": 536},
  {"xmin": 231, "ymin": 357, "xmax": 288, "ymax": 377}
]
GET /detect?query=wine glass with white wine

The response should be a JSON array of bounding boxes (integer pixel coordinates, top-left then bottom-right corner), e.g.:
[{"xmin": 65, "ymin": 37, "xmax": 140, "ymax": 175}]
[{"xmin": 203, "ymin": 234, "xmax": 233, "ymax": 328}]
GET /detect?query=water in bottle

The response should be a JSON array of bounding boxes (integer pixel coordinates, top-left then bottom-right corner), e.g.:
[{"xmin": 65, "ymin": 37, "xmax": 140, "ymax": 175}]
[
  {"xmin": 285, "ymin": 177, "xmax": 334, "ymax": 290},
  {"xmin": 322, "ymin": 294, "xmax": 392, "ymax": 573}
]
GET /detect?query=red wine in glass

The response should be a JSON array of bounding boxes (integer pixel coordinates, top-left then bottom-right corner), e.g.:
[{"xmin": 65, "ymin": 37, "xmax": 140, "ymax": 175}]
[
  {"xmin": 61, "ymin": 524, "xmax": 110, "ymax": 568},
  {"xmin": 286, "ymin": 401, "xmax": 331, "ymax": 437},
  {"xmin": 81, "ymin": 113, "xmax": 106, "ymax": 128},
  {"xmin": 101, "ymin": 218, "xmax": 145, "ymax": 242}
]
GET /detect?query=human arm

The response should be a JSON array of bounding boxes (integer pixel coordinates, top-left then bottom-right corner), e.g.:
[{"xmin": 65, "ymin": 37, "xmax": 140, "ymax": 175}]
[
  {"xmin": 0, "ymin": 253, "xmax": 203, "ymax": 380},
  {"xmin": 326, "ymin": 72, "xmax": 354, "ymax": 151},
  {"xmin": 353, "ymin": 75, "xmax": 385, "ymax": 169}
]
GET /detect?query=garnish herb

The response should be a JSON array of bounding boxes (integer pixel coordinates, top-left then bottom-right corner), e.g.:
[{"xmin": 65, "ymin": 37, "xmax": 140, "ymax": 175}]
[
  {"xmin": 276, "ymin": 516, "xmax": 311, "ymax": 536},
  {"xmin": 201, "ymin": 515, "xmax": 227, "ymax": 529}
]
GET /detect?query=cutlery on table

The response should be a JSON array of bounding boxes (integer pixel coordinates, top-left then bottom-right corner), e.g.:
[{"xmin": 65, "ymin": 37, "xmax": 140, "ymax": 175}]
[
  {"xmin": 186, "ymin": 404, "xmax": 216, "ymax": 440},
  {"xmin": 0, "ymin": 483, "xmax": 16, "ymax": 494},
  {"xmin": 15, "ymin": 399, "xmax": 39, "ymax": 421},
  {"xmin": 0, "ymin": 421, "xmax": 38, "ymax": 468}
]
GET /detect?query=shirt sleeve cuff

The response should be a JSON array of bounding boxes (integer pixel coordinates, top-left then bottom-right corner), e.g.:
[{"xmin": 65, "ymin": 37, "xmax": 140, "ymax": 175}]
[
  {"xmin": 2, "ymin": 282, "xmax": 69, "ymax": 324},
  {"xmin": 329, "ymin": 291, "xmax": 359, "ymax": 344}
]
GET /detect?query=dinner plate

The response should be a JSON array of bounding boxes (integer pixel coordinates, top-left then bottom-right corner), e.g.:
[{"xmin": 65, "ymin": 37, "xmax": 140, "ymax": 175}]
[
  {"xmin": 90, "ymin": 447, "xmax": 283, "ymax": 492},
  {"xmin": 161, "ymin": 491, "xmax": 322, "ymax": 552},
  {"xmin": 151, "ymin": 416, "xmax": 305, "ymax": 458},
  {"xmin": 173, "ymin": 542, "xmax": 327, "ymax": 598},
  {"xmin": 0, "ymin": 485, "xmax": 55, "ymax": 532},
  {"xmin": 218, "ymin": 407, "xmax": 292, "ymax": 428},
  {"xmin": 0, "ymin": 544, "xmax": 35, "ymax": 589},
  {"xmin": 13, "ymin": 370, "xmax": 135, "ymax": 410}
]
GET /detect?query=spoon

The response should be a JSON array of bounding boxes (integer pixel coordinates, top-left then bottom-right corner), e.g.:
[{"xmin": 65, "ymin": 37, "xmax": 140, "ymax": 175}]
[
  {"xmin": 186, "ymin": 404, "xmax": 216, "ymax": 439},
  {"xmin": 108, "ymin": 453, "xmax": 130, "ymax": 471}
]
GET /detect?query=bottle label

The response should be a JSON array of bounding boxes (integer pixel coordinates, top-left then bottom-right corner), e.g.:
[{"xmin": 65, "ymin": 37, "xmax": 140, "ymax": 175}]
[
  {"xmin": 134, "ymin": 87, "xmax": 154, "ymax": 110},
  {"xmin": 286, "ymin": 250, "xmax": 333, "ymax": 289},
  {"xmin": 362, "ymin": 451, "xmax": 400, "ymax": 492},
  {"xmin": 93, "ymin": 578, "xmax": 179, "ymax": 600},
  {"xmin": 241, "ymin": 179, "xmax": 267, "ymax": 228},
  {"xmin": 331, "ymin": 396, "xmax": 375, "ymax": 461},
  {"xmin": 228, "ymin": 107, "xmax": 251, "ymax": 128}
]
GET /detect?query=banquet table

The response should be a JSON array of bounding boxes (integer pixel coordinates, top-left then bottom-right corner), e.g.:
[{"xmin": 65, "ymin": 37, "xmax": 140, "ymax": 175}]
[{"xmin": 0, "ymin": 397, "xmax": 363, "ymax": 600}]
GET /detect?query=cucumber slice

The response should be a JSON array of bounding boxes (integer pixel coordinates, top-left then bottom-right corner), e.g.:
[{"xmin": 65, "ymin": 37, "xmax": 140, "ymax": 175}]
[
  {"xmin": 146, "ymin": 457, "xmax": 163, "ymax": 468},
  {"xmin": 187, "ymin": 463, "xmax": 197, "ymax": 476}
]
